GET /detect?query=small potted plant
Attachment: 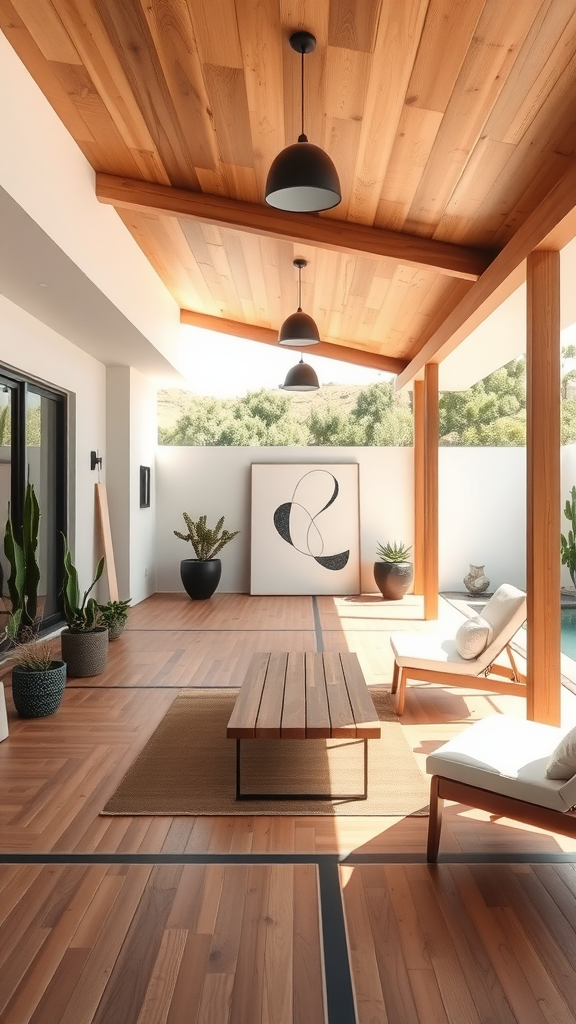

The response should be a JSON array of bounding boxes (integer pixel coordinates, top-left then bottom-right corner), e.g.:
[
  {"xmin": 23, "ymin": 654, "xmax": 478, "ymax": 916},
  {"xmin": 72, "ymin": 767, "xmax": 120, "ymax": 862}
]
[
  {"xmin": 11, "ymin": 627, "xmax": 66, "ymax": 718},
  {"xmin": 174, "ymin": 513, "xmax": 239, "ymax": 600},
  {"xmin": 374, "ymin": 541, "xmax": 414, "ymax": 600},
  {"xmin": 98, "ymin": 598, "xmax": 132, "ymax": 639},
  {"xmin": 60, "ymin": 536, "xmax": 108, "ymax": 677}
]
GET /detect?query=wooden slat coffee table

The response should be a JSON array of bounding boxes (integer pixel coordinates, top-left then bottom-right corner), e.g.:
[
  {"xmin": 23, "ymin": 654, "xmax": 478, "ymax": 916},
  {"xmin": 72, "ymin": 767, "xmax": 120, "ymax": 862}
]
[{"xmin": 227, "ymin": 651, "xmax": 381, "ymax": 800}]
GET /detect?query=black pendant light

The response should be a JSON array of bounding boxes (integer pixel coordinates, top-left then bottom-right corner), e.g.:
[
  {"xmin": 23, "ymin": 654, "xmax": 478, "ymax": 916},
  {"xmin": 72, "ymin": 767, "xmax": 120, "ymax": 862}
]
[
  {"xmin": 279, "ymin": 258, "xmax": 320, "ymax": 346},
  {"xmin": 280, "ymin": 354, "xmax": 320, "ymax": 391},
  {"xmin": 265, "ymin": 32, "xmax": 341, "ymax": 213}
]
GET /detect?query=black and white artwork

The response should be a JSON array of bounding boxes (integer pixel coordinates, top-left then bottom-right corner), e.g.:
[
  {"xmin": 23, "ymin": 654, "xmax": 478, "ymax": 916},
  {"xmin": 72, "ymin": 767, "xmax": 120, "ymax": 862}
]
[{"xmin": 250, "ymin": 464, "xmax": 360, "ymax": 595}]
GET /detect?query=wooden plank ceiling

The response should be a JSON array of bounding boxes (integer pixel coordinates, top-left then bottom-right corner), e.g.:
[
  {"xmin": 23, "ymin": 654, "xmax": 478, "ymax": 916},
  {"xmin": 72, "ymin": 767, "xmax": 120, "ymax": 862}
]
[{"xmin": 3, "ymin": 0, "xmax": 576, "ymax": 373}]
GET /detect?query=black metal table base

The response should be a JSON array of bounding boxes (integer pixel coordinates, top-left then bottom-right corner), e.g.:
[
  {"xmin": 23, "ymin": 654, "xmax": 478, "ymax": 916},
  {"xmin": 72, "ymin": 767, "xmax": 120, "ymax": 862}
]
[{"xmin": 235, "ymin": 737, "xmax": 369, "ymax": 801}]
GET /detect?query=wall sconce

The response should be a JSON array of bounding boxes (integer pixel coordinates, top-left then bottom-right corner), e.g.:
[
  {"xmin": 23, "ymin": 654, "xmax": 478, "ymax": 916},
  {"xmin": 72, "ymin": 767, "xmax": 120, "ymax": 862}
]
[{"xmin": 90, "ymin": 450, "xmax": 103, "ymax": 471}]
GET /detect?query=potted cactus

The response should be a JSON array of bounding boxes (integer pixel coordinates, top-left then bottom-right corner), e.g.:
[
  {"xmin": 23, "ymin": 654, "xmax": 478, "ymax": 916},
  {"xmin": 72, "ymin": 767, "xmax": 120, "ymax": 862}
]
[
  {"xmin": 60, "ymin": 536, "xmax": 108, "ymax": 677},
  {"xmin": 374, "ymin": 541, "xmax": 413, "ymax": 600},
  {"xmin": 174, "ymin": 514, "xmax": 239, "ymax": 600}
]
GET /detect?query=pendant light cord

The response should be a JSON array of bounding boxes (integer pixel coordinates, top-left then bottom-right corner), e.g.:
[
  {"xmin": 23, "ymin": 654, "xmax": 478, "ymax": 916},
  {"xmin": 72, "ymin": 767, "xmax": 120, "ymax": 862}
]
[
  {"xmin": 299, "ymin": 48, "xmax": 306, "ymax": 142},
  {"xmin": 297, "ymin": 263, "xmax": 302, "ymax": 311}
]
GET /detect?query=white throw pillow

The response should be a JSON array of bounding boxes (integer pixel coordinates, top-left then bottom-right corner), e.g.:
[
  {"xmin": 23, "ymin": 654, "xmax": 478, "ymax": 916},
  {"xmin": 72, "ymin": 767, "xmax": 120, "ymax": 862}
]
[
  {"xmin": 455, "ymin": 615, "xmax": 493, "ymax": 660},
  {"xmin": 546, "ymin": 726, "xmax": 576, "ymax": 779}
]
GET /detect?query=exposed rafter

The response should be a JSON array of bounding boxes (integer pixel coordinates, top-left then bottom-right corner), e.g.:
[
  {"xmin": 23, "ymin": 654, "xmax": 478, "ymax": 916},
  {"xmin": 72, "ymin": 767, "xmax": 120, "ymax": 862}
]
[
  {"xmin": 396, "ymin": 160, "xmax": 576, "ymax": 390},
  {"xmin": 180, "ymin": 310, "xmax": 407, "ymax": 375},
  {"xmin": 96, "ymin": 174, "xmax": 494, "ymax": 282}
]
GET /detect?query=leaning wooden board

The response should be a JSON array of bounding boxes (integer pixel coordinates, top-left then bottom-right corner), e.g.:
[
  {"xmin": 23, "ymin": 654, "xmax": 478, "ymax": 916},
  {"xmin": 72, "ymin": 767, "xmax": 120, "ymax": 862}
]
[{"xmin": 227, "ymin": 651, "xmax": 381, "ymax": 741}]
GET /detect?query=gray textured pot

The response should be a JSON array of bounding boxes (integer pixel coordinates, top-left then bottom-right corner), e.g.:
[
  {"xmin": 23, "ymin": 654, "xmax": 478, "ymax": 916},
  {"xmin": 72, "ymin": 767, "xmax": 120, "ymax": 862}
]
[
  {"xmin": 61, "ymin": 627, "xmax": 109, "ymax": 677},
  {"xmin": 374, "ymin": 560, "xmax": 414, "ymax": 600},
  {"xmin": 12, "ymin": 661, "xmax": 66, "ymax": 718},
  {"xmin": 107, "ymin": 621, "xmax": 126, "ymax": 640}
]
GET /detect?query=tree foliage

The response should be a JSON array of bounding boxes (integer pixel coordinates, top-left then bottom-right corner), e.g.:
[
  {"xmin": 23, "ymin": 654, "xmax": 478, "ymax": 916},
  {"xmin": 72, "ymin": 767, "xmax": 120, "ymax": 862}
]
[{"xmin": 158, "ymin": 355, "xmax": 576, "ymax": 448}]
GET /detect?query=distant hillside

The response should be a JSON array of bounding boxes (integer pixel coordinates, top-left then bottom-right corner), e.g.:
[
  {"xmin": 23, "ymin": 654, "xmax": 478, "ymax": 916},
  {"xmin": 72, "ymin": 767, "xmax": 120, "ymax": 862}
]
[{"xmin": 157, "ymin": 384, "xmax": 375, "ymax": 432}]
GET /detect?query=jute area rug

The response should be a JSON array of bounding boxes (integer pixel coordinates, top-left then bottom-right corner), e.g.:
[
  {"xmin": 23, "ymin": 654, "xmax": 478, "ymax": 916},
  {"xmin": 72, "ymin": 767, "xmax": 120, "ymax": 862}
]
[{"xmin": 102, "ymin": 688, "xmax": 429, "ymax": 817}]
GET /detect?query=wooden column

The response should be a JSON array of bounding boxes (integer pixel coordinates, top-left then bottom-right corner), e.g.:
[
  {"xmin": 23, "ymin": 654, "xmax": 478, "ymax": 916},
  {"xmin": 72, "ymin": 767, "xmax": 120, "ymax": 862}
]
[
  {"xmin": 413, "ymin": 380, "xmax": 425, "ymax": 594},
  {"xmin": 526, "ymin": 250, "xmax": 561, "ymax": 725},
  {"xmin": 424, "ymin": 364, "xmax": 439, "ymax": 620}
]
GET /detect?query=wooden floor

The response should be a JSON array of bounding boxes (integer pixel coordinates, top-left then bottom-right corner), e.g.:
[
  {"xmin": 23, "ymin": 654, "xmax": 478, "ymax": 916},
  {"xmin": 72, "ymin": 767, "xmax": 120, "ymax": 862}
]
[{"xmin": 1, "ymin": 592, "xmax": 576, "ymax": 1023}]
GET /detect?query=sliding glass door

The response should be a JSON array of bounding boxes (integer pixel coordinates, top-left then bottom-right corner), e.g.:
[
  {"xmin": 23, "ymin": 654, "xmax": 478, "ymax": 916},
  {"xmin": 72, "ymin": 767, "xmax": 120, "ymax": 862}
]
[{"xmin": 0, "ymin": 370, "xmax": 66, "ymax": 630}]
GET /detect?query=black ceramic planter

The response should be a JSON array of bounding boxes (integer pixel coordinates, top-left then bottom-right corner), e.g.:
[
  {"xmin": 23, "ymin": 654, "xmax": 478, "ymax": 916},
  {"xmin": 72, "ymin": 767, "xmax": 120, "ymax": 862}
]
[
  {"xmin": 374, "ymin": 560, "xmax": 414, "ymax": 600},
  {"xmin": 180, "ymin": 558, "xmax": 222, "ymax": 600},
  {"xmin": 61, "ymin": 627, "xmax": 109, "ymax": 677},
  {"xmin": 12, "ymin": 661, "xmax": 66, "ymax": 718}
]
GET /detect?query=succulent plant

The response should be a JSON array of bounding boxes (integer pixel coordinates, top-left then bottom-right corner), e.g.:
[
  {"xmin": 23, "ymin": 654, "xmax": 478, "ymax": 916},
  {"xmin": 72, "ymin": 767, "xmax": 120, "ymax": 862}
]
[
  {"xmin": 174, "ymin": 514, "xmax": 239, "ymax": 561},
  {"xmin": 376, "ymin": 540, "xmax": 412, "ymax": 563}
]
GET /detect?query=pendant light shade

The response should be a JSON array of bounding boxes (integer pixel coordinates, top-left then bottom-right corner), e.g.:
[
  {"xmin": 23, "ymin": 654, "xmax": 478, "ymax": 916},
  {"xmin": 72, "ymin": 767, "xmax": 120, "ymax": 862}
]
[
  {"xmin": 265, "ymin": 32, "xmax": 341, "ymax": 213},
  {"xmin": 278, "ymin": 258, "xmax": 320, "ymax": 346},
  {"xmin": 280, "ymin": 355, "xmax": 319, "ymax": 391},
  {"xmin": 266, "ymin": 141, "xmax": 341, "ymax": 213}
]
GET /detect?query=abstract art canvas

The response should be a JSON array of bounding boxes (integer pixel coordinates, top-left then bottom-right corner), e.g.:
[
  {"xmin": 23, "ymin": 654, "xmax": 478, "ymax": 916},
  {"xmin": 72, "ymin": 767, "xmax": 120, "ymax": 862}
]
[{"xmin": 250, "ymin": 464, "xmax": 360, "ymax": 595}]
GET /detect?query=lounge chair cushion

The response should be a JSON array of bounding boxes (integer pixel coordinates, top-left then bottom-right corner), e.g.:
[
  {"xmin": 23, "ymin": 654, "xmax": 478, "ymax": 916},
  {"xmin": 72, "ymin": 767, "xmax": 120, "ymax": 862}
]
[
  {"xmin": 390, "ymin": 583, "xmax": 527, "ymax": 676},
  {"xmin": 455, "ymin": 615, "xmax": 493, "ymax": 659},
  {"xmin": 546, "ymin": 726, "xmax": 576, "ymax": 779},
  {"xmin": 426, "ymin": 715, "xmax": 576, "ymax": 812}
]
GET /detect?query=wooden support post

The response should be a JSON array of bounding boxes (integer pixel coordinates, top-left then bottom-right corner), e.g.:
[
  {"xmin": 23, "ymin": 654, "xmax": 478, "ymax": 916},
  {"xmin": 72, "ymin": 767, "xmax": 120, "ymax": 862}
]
[
  {"xmin": 526, "ymin": 250, "xmax": 561, "ymax": 725},
  {"xmin": 424, "ymin": 364, "xmax": 439, "ymax": 620},
  {"xmin": 413, "ymin": 380, "xmax": 425, "ymax": 595}
]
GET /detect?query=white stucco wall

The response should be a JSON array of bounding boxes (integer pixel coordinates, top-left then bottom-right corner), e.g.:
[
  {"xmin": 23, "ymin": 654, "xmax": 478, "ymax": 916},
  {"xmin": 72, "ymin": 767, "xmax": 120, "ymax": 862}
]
[
  {"xmin": 0, "ymin": 295, "xmax": 106, "ymax": 593},
  {"xmin": 129, "ymin": 369, "xmax": 157, "ymax": 603},
  {"xmin": 439, "ymin": 447, "xmax": 527, "ymax": 592},
  {"xmin": 156, "ymin": 446, "xmax": 414, "ymax": 594},
  {"xmin": 107, "ymin": 367, "xmax": 157, "ymax": 604},
  {"xmin": 155, "ymin": 443, "xmax": 533, "ymax": 596}
]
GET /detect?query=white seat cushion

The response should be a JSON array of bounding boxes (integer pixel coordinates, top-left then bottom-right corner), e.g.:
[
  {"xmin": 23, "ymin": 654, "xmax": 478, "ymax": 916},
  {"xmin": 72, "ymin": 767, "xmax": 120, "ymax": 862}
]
[
  {"xmin": 426, "ymin": 715, "xmax": 576, "ymax": 812},
  {"xmin": 390, "ymin": 632, "xmax": 479, "ymax": 674}
]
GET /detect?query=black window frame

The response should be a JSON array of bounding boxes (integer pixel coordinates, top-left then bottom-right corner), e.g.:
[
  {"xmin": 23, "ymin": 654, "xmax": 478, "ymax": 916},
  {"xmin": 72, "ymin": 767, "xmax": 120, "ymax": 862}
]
[{"xmin": 0, "ymin": 366, "xmax": 67, "ymax": 630}]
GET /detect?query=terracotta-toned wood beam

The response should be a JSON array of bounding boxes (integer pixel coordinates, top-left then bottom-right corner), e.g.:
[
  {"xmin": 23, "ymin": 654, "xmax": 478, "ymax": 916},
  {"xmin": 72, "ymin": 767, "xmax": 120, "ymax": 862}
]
[
  {"xmin": 396, "ymin": 160, "xmax": 576, "ymax": 389},
  {"xmin": 423, "ymin": 364, "xmax": 439, "ymax": 620},
  {"xmin": 180, "ymin": 309, "xmax": 407, "ymax": 375},
  {"xmin": 526, "ymin": 250, "xmax": 561, "ymax": 726},
  {"xmin": 96, "ymin": 173, "xmax": 493, "ymax": 281},
  {"xmin": 413, "ymin": 380, "xmax": 425, "ymax": 595}
]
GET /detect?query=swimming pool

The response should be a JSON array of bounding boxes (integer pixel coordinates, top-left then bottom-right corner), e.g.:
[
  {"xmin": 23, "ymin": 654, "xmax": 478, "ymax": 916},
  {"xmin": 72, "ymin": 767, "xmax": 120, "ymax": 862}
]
[{"xmin": 561, "ymin": 608, "xmax": 576, "ymax": 660}]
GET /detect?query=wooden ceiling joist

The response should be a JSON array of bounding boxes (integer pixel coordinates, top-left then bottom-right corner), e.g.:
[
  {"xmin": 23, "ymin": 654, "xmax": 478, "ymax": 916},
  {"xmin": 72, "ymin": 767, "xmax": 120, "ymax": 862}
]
[
  {"xmin": 180, "ymin": 310, "xmax": 407, "ymax": 375},
  {"xmin": 96, "ymin": 174, "xmax": 494, "ymax": 282},
  {"xmin": 396, "ymin": 160, "xmax": 576, "ymax": 390}
]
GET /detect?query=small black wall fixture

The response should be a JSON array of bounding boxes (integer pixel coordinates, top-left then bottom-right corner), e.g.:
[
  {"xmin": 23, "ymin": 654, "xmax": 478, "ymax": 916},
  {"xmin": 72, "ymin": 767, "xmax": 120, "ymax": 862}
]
[
  {"xmin": 140, "ymin": 466, "xmax": 151, "ymax": 508},
  {"xmin": 90, "ymin": 450, "xmax": 102, "ymax": 471}
]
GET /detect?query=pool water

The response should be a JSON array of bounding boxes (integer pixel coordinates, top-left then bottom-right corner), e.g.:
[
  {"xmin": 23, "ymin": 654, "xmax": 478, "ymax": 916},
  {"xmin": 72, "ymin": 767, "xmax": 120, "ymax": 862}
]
[{"xmin": 561, "ymin": 608, "xmax": 576, "ymax": 660}]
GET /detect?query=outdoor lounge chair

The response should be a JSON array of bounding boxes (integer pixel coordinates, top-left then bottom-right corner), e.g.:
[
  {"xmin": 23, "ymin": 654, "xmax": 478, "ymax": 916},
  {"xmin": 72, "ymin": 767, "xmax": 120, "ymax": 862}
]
[
  {"xmin": 426, "ymin": 715, "xmax": 576, "ymax": 861},
  {"xmin": 390, "ymin": 583, "xmax": 527, "ymax": 715}
]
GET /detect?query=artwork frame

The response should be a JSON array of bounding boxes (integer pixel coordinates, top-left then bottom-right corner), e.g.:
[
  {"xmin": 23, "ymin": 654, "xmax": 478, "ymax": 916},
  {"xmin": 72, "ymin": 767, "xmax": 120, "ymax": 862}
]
[
  {"xmin": 250, "ymin": 463, "xmax": 360, "ymax": 595},
  {"xmin": 139, "ymin": 465, "xmax": 151, "ymax": 508}
]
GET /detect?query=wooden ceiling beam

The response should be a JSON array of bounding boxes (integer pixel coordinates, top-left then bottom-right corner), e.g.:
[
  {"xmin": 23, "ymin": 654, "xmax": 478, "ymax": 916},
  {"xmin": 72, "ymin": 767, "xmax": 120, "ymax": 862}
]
[
  {"xmin": 180, "ymin": 310, "xmax": 408, "ymax": 375},
  {"xmin": 396, "ymin": 160, "xmax": 576, "ymax": 390},
  {"xmin": 96, "ymin": 173, "xmax": 494, "ymax": 282}
]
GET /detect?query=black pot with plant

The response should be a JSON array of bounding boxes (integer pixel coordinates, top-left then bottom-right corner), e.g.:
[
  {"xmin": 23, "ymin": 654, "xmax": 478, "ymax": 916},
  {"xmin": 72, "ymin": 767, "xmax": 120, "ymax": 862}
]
[
  {"xmin": 11, "ymin": 629, "xmax": 66, "ymax": 718},
  {"xmin": 374, "ymin": 541, "xmax": 414, "ymax": 600},
  {"xmin": 98, "ymin": 599, "xmax": 132, "ymax": 639},
  {"xmin": 60, "ymin": 536, "xmax": 108, "ymax": 677},
  {"xmin": 174, "ymin": 513, "xmax": 239, "ymax": 600}
]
